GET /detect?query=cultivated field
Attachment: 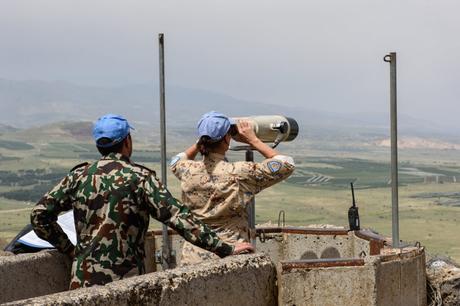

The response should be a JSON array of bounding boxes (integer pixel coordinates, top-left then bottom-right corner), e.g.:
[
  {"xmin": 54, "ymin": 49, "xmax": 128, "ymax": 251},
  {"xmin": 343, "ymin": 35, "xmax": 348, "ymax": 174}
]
[{"xmin": 1, "ymin": 126, "xmax": 460, "ymax": 261}]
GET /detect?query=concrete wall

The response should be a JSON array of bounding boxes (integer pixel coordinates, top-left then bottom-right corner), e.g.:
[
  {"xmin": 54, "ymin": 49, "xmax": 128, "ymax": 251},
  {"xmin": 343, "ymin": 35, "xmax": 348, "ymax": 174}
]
[
  {"xmin": 375, "ymin": 249, "xmax": 427, "ymax": 306},
  {"xmin": 277, "ymin": 249, "xmax": 427, "ymax": 306},
  {"xmin": 0, "ymin": 234, "xmax": 157, "ymax": 304},
  {"xmin": 0, "ymin": 227, "xmax": 425, "ymax": 305},
  {"xmin": 0, "ymin": 250, "xmax": 71, "ymax": 304},
  {"xmin": 153, "ymin": 228, "xmax": 372, "ymax": 270},
  {"xmin": 279, "ymin": 264, "xmax": 377, "ymax": 306},
  {"xmin": 6, "ymin": 254, "xmax": 277, "ymax": 306}
]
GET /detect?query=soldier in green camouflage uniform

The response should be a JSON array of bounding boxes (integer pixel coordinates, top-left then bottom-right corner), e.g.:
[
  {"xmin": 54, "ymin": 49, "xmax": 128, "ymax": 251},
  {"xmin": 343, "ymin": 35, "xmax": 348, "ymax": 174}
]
[{"xmin": 31, "ymin": 114, "xmax": 252, "ymax": 289}]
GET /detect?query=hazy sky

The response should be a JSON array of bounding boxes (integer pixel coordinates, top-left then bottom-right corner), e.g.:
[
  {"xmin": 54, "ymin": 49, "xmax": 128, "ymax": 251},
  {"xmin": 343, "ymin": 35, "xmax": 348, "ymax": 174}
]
[{"xmin": 1, "ymin": 0, "xmax": 459, "ymax": 126}]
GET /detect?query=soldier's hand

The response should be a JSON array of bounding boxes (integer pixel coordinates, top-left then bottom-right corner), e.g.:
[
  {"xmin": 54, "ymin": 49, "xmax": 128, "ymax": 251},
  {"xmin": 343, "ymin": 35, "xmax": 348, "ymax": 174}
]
[
  {"xmin": 232, "ymin": 242, "xmax": 255, "ymax": 255},
  {"xmin": 234, "ymin": 120, "xmax": 259, "ymax": 145}
]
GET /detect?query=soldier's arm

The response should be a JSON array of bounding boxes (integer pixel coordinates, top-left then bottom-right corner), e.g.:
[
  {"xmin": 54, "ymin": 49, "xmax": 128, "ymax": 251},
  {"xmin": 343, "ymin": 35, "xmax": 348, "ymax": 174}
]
[
  {"xmin": 183, "ymin": 143, "xmax": 199, "ymax": 160},
  {"xmin": 30, "ymin": 174, "xmax": 75, "ymax": 255},
  {"xmin": 232, "ymin": 119, "xmax": 295, "ymax": 193},
  {"xmin": 141, "ymin": 175, "xmax": 235, "ymax": 257},
  {"xmin": 235, "ymin": 155, "xmax": 295, "ymax": 194},
  {"xmin": 169, "ymin": 150, "xmax": 191, "ymax": 180}
]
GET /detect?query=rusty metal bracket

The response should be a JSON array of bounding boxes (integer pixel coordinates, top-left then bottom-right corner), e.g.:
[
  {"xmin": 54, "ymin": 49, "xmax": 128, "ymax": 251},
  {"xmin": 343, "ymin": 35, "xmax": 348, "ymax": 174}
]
[{"xmin": 278, "ymin": 210, "xmax": 286, "ymax": 227}]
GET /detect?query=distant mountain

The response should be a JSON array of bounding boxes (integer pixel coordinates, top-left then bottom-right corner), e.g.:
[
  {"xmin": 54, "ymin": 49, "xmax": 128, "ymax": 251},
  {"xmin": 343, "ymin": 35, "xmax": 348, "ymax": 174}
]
[
  {"xmin": 10, "ymin": 121, "xmax": 93, "ymax": 143},
  {"xmin": 374, "ymin": 137, "xmax": 460, "ymax": 150},
  {"xmin": 0, "ymin": 124, "xmax": 18, "ymax": 133},
  {"xmin": 0, "ymin": 78, "xmax": 456, "ymax": 141},
  {"xmin": 0, "ymin": 78, "xmax": 287, "ymax": 128}
]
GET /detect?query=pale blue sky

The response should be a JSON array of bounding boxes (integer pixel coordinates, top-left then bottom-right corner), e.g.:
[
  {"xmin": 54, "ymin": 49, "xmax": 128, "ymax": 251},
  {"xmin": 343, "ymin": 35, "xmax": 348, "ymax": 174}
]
[{"xmin": 0, "ymin": 0, "xmax": 459, "ymax": 126}]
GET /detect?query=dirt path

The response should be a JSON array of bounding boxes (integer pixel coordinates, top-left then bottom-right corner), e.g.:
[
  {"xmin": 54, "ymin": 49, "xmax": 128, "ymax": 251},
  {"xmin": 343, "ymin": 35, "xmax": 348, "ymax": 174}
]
[{"xmin": 0, "ymin": 208, "xmax": 30, "ymax": 214}]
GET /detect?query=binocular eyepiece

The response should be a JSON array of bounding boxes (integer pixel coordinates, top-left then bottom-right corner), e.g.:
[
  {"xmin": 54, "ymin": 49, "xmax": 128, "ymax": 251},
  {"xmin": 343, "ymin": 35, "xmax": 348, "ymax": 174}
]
[{"xmin": 231, "ymin": 115, "xmax": 299, "ymax": 145}]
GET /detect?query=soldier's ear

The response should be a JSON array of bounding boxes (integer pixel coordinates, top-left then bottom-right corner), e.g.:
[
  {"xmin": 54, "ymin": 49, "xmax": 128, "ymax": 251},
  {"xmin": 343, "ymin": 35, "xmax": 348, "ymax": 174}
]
[{"xmin": 223, "ymin": 134, "xmax": 231, "ymax": 145}]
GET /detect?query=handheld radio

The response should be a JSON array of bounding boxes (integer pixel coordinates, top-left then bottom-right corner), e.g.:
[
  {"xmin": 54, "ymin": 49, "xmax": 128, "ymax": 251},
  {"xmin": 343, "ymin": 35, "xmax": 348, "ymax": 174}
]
[{"xmin": 348, "ymin": 182, "xmax": 360, "ymax": 231}]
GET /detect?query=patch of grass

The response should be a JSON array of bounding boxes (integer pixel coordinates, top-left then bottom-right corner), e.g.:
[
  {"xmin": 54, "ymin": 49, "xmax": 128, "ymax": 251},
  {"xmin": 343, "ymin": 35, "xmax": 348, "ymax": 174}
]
[
  {"xmin": 0, "ymin": 154, "xmax": 20, "ymax": 162},
  {"xmin": 0, "ymin": 198, "xmax": 31, "ymax": 245},
  {"xmin": 3, "ymin": 137, "xmax": 460, "ymax": 262},
  {"xmin": 0, "ymin": 140, "xmax": 33, "ymax": 150}
]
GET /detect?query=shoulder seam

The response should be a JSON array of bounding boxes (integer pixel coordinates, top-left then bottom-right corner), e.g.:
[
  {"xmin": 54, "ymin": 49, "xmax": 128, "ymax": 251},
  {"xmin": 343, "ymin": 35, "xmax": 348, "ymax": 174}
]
[
  {"xmin": 132, "ymin": 163, "xmax": 157, "ymax": 175},
  {"xmin": 70, "ymin": 162, "xmax": 89, "ymax": 172}
]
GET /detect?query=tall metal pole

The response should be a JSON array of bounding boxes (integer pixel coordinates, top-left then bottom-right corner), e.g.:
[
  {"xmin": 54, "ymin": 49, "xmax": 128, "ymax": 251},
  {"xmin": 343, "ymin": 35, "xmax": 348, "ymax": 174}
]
[
  {"xmin": 158, "ymin": 33, "xmax": 170, "ymax": 268},
  {"xmin": 245, "ymin": 150, "xmax": 256, "ymax": 247},
  {"xmin": 384, "ymin": 52, "xmax": 399, "ymax": 248}
]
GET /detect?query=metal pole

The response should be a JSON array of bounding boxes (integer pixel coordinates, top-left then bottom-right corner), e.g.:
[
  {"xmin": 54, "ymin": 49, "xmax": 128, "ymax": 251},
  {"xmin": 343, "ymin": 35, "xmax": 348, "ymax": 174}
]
[
  {"xmin": 245, "ymin": 150, "xmax": 256, "ymax": 247},
  {"xmin": 158, "ymin": 33, "xmax": 170, "ymax": 268},
  {"xmin": 384, "ymin": 52, "xmax": 399, "ymax": 248}
]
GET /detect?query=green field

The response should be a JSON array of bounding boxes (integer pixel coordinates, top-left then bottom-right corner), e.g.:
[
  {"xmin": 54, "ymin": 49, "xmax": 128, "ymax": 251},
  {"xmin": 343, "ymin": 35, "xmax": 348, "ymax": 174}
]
[{"xmin": 1, "ymin": 134, "xmax": 460, "ymax": 262}]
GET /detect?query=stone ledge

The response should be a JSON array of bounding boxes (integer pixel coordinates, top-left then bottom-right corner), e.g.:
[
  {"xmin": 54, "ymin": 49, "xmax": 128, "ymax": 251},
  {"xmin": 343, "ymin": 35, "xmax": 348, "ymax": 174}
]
[
  {"xmin": 0, "ymin": 250, "xmax": 71, "ymax": 304},
  {"xmin": 6, "ymin": 253, "xmax": 276, "ymax": 306}
]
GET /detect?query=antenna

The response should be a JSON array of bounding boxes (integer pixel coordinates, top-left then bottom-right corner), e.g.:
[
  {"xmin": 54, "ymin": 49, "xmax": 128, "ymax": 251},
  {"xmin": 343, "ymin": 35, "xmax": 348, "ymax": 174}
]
[
  {"xmin": 351, "ymin": 182, "xmax": 356, "ymax": 208},
  {"xmin": 348, "ymin": 182, "xmax": 360, "ymax": 231}
]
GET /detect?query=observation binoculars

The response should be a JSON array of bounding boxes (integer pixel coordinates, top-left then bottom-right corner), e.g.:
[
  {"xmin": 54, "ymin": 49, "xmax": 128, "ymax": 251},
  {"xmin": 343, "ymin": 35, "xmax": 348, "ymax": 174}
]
[{"xmin": 231, "ymin": 115, "xmax": 299, "ymax": 147}]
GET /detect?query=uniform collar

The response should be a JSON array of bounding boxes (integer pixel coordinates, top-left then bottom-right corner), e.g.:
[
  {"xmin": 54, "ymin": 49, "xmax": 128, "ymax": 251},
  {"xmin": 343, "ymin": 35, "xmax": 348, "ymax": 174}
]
[
  {"xmin": 101, "ymin": 152, "xmax": 131, "ymax": 163},
  {"xmin": 206, "ymin": 152, "xmax": 226, "ymax": 161}
]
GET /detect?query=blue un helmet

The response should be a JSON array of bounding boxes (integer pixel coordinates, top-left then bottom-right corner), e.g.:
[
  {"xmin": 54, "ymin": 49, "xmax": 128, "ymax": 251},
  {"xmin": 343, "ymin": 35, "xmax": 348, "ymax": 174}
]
[
  {"xmin": 197, "ymin": 111, "xmax": 236, "ymax": 141},
  {"xmin": 92, "ymin": 114, "xmax": 134, "ymax": 148}
]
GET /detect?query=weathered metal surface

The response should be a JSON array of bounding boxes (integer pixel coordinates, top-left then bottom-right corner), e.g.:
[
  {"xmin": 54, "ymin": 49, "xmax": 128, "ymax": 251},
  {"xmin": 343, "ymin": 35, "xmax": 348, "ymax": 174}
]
[
  {"xmin": 158, "ymin": 32, "xmax": 171, "ymax": 269},
  {"xmin": 384, "ymin": 51, "xmax": 400, "ymax": 248},
  {"xmin": 153, "ymin": 226, "xmax": 350, "ymax": 237},
  {"xmin": 379, "ymin": 247, "xmax": 424, "ymax": 263},
  {"xmin": 281, "ymin": 258, "xmax": 365, "ymax": 272},
  {"xmin": 355, "ymin": 229, "xmax": 388, "ymax": 243},
  {"xmin": 144, "ymin": 231, "xmax": 156, "ymax": 273},
  {"xmin": 355, "ymin": 229, "xmax": 388, "ymax": 255},
  {"xmin": 256, "ymin": 226, "xmax": 349, "ymax": 236},
  {"xmin": 369, "ymin": 240, "xmax": 385, "ymax": 255},
  {"xmin": 245, "ymin": 149, "xmax": 256, "ymax": 246}
]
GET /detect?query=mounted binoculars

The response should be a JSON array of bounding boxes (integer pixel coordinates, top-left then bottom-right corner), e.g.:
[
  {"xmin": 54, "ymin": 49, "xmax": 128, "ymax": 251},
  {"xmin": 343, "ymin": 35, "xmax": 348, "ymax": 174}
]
[{"xmin": 231, "ymin": 115, "xmax": 299, "ymax": 148}]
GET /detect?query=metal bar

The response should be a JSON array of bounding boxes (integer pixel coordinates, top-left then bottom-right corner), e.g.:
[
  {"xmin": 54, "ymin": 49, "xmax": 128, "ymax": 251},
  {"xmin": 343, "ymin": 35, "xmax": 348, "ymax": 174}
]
[
  {"xmin": 281, "ymin": 258, "xmax": 365, "ymax": 272},
  {"xmin": 158, "ymin": 33, "xmax": 170, "ymax": 269},
  {"xmin": 245, "ymin": 149, "xmax": 256, "ymax": 247},
  {"xmin": 384, "ymin": 52, "xmax": 399, "ymax": 248}
]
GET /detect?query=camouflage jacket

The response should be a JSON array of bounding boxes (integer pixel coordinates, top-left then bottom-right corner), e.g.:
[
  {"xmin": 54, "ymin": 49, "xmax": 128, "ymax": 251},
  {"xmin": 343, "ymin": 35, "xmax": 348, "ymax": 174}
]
[
  {"xmin": 31, "ymin": 153, "xmax": 234, "ymax": 289},
  {"xmin": 170, "ymin": 152, "xmax": 295, "ymax": 265}
]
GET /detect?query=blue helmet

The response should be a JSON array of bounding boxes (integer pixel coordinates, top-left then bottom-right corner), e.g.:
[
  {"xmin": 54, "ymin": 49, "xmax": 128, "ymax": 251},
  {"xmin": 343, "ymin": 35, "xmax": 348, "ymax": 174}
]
[
  {"xmin": 197, "ymin": 111, "xmax": 235, "ymax": 141},
  {"xmin": 92, "ymin": 114, "xmax": 134, "ymax": 148}
]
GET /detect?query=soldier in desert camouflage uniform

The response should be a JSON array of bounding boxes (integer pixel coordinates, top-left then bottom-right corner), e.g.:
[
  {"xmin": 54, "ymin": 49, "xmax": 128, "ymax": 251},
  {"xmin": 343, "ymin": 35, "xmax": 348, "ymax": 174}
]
[
  {"xmin": 170, "ymin": 111, "xmax": 295, "ymax": 265},
  {"xmin": 31, "ymin": 114, "xmax": 253, "ymax": 289}
]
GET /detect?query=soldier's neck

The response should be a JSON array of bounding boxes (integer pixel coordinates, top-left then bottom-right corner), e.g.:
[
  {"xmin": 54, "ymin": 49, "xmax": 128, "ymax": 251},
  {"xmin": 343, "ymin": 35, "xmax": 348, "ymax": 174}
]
[{"xmin": 210, "ymin": 146, "xmax": 227, "ymax": 156}]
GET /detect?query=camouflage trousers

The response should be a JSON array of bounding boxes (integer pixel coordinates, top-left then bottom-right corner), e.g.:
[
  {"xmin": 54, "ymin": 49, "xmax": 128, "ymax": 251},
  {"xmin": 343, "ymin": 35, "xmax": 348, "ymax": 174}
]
[{"xmin": 69, "ymin": 259, "xmax": 140, "ymax": 289}]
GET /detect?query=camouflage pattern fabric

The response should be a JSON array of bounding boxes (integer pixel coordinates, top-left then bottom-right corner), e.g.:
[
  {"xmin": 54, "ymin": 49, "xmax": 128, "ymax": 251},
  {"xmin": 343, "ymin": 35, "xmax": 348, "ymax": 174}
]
[
  {"xmin": 170, "ymin": 152, "xmax": 295, "ymax": 265},
  {"xmin": 31, "ymin": 153, "xmax": 233, "ymax": 289}
]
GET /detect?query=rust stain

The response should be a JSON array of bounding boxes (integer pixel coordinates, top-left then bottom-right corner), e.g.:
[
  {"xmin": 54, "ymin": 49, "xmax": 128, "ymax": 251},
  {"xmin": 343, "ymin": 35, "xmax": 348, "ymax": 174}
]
[
  {"xmin": 281, "ymin": 258, "xmax": 365, "ymax": 272},
  {"xmin": 151, "ymin": 227, "xmax": 350, "ymax": 238},
  {"xmin": 355, "ymin": 230, "xmax": 387, "ymax": 243},
  {"xmin": 256, "ymin": 227, "xmax": 348, "ymax": 236},
  {"xmin": 369, "ymin": 240, "xmax": 385, "ymax": 255},
  {"xmin": 379, "ymin": 247, "xmax": 424, "ymax": 263}
]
